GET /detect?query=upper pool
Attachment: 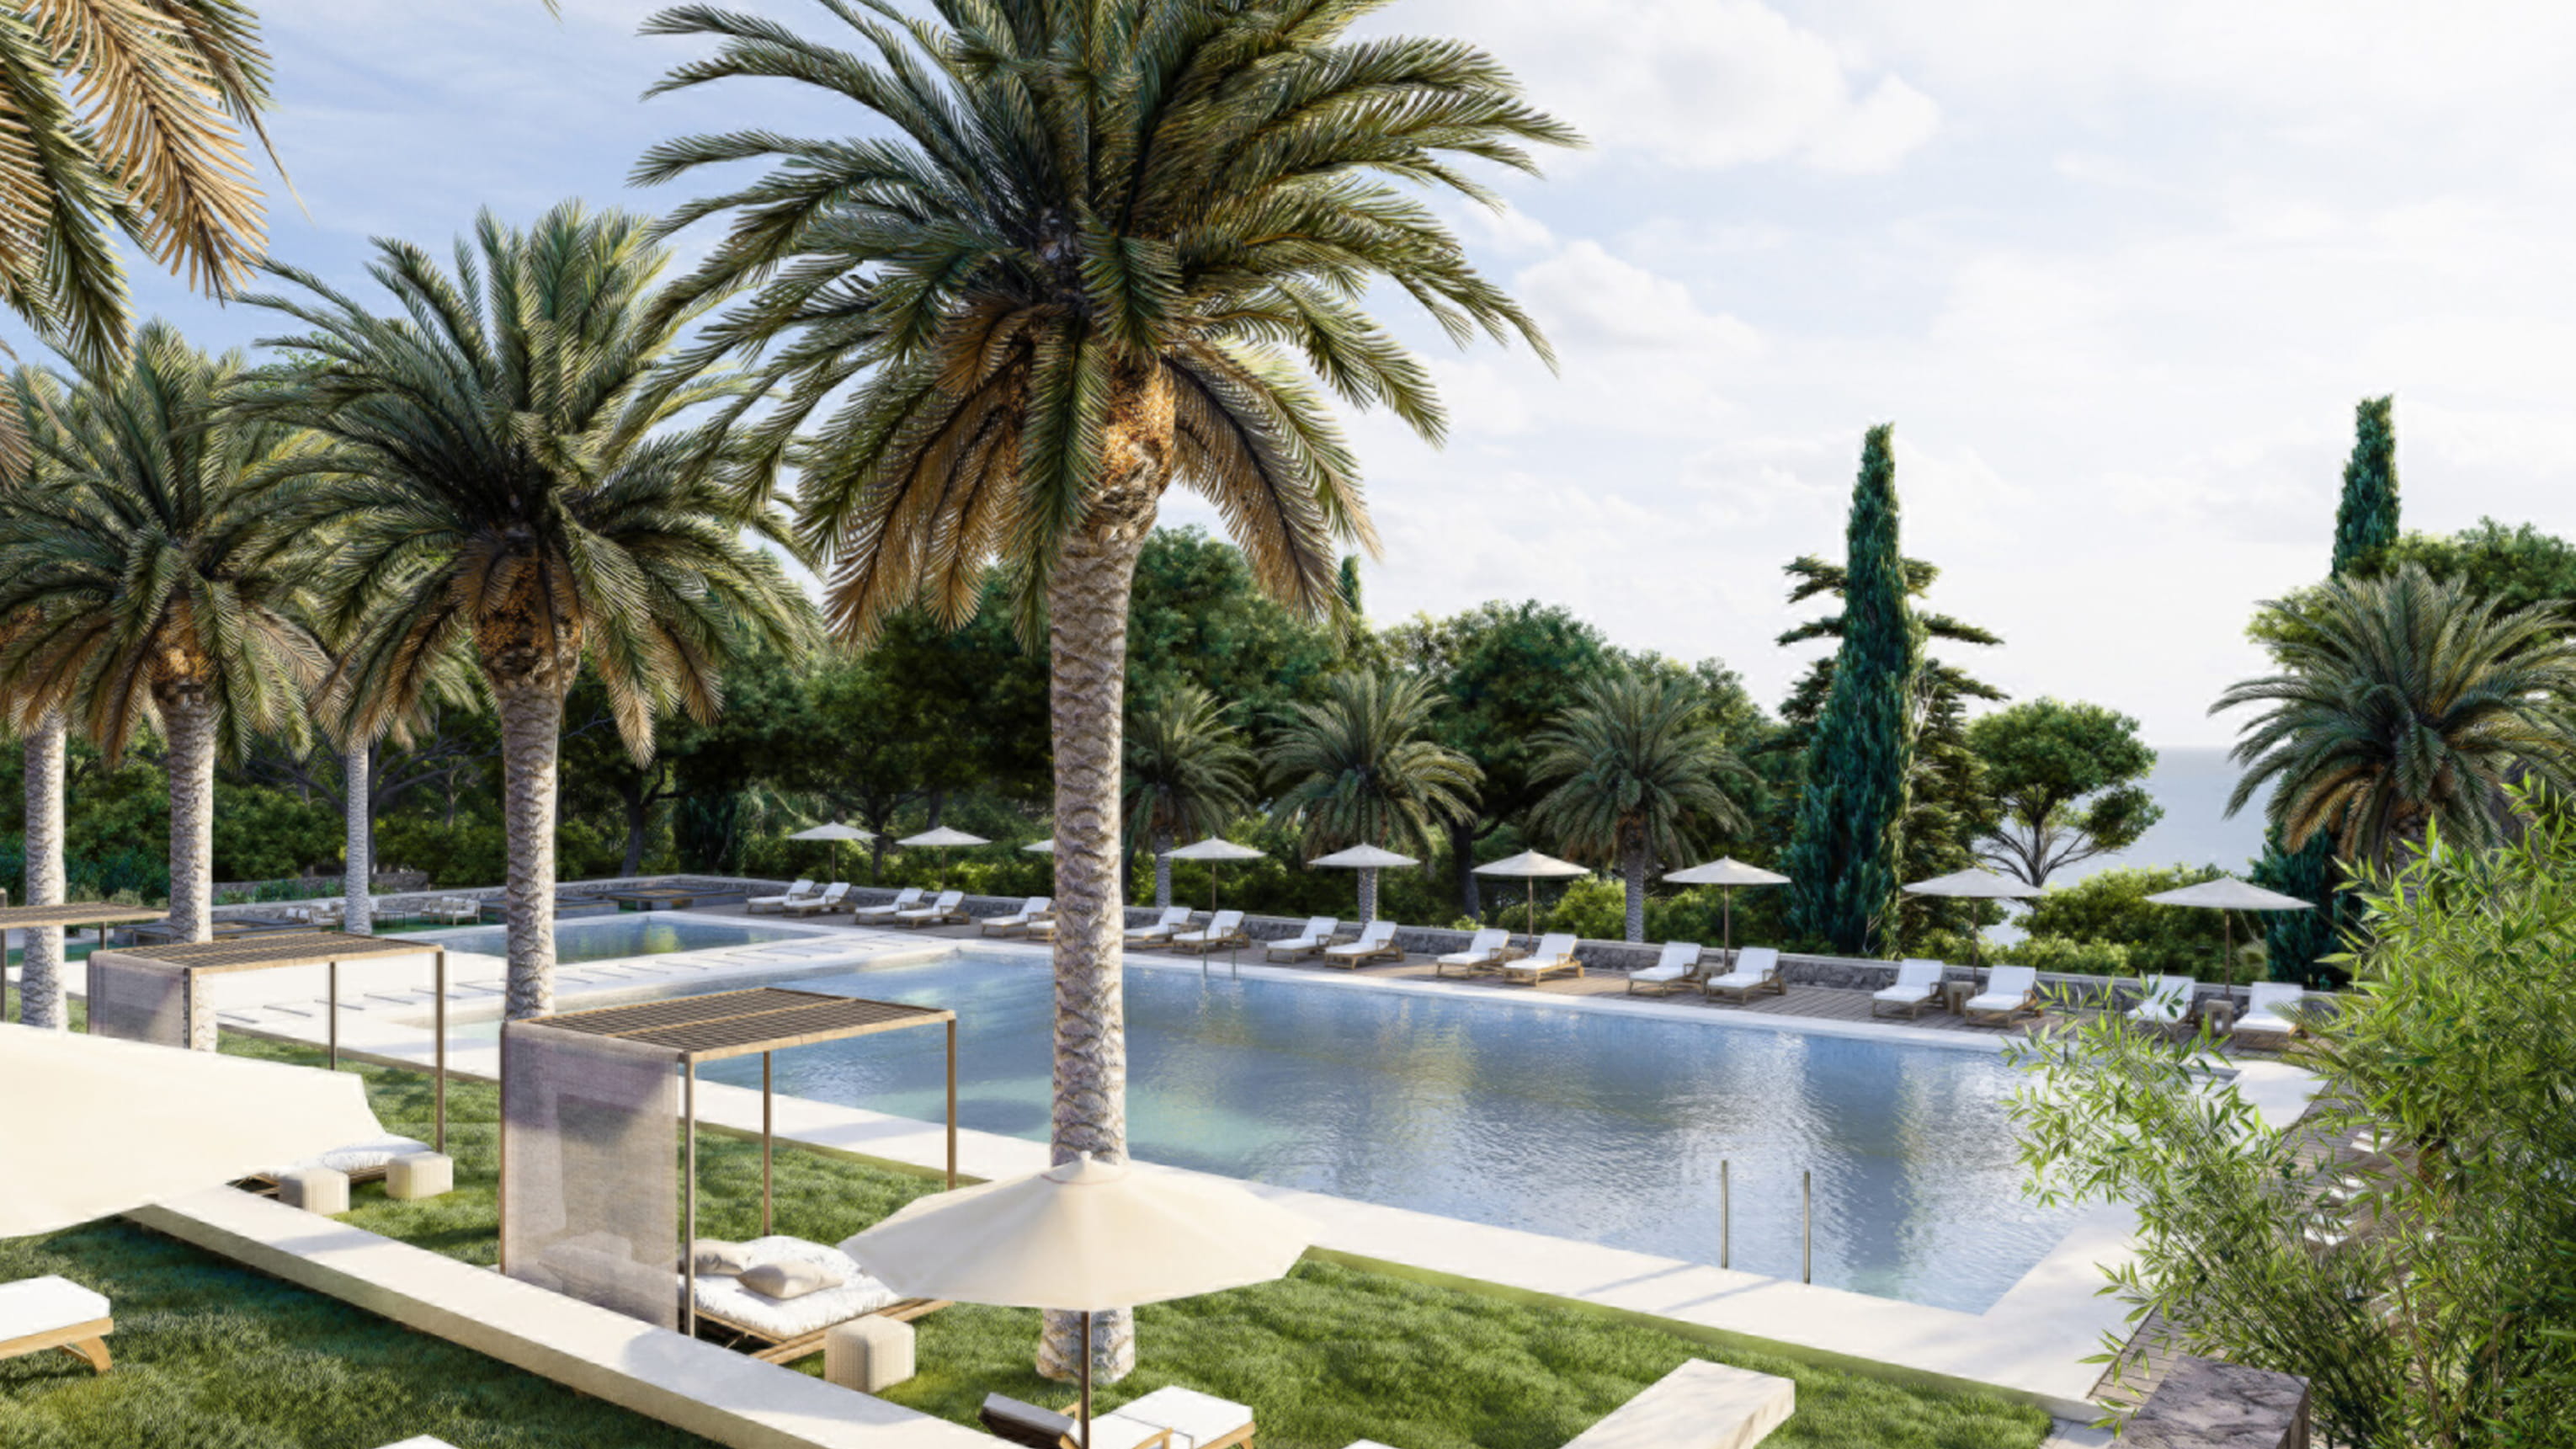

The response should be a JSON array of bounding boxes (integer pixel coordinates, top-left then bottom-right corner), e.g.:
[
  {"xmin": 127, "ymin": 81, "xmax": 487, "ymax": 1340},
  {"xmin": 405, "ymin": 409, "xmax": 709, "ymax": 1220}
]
[
  {"xmin": 432, "ymin": 914, "xmax": 812, "ymax": 964},
  {"xmin": 687, "ymin": 951, "xmax": 2078, "ymax": 1313}
]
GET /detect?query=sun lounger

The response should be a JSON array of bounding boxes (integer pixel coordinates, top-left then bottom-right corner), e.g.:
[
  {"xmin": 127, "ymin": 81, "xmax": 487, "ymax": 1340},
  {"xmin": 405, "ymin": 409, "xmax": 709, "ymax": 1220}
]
[
  {"xmin": 896, "ymin": 890, "xmax": 967, "ymax": 928},
  {"xmin": 783, "ymin": 882, "xmax": 851, "ymax": 917},
  {"xmin": 982, "ymin": 897, "xmax": 1053, "ymax": 936},
  {"xmin": 1962, "ymin": 964, "xmax": 2041, "ymax": 1025},
  {"xmin": 982, "ymin": 1395, "xmax": 1174, "ymax": 1449},
  {"xmin": 689, "ymin": 1235, "xmax": 945, "ymax": 1364},
  {"xmin": 851, "ymin": 887, "xmax": 924, "ymax": 923},
  {"xmin": 1625, "ymin": 940, "xmax": 1703, "ymax": 995},
  {"xmin": 1264, "ymin": 917, "xmax": 1339, "ymax": 962},
  {"xmin": 748, "ymin": 880, "xmax": 818, "ymax": 915},
  {"xmin": 1124, "ymin": 906, "xmax": 1194, "ymax": 948},
  {"xmin": 1870, "ymin": 959, "xmax": 1945, "ymax": 1019},
  {"xmin": 1702, "ymin": 946, "xmax": 1784, "ymax": 1003},
  {"xmin": 1100, "ymin": 1387, "xmax": 1257, "ymax": 1449},
  {"xmin": 0, "ymin": 1276, "xmax": 112, "ymax": 1375},
  {"xmin": 1321, "ymin": 919, "xmax": 1402, "ymax": 967},
  {"xmin": 1435, "ymin": 928, "xmax": 1513, "ymax": 977},
  {"xmin": 245, "ymin": 1133, "xmax": 436, "ymax": 1193},
  {"xmin": 2130, "ymin": 974, "xmax": 2197, "ymax": 1030},
  {"xmin": 2230, "ymin": 982, "xmax": 2308, "ymax": 1043},
  {"xmin": 1172, "ymin": 909, "xmax": 1248, "ymax": 954},
  {"xmin": 1500, "ymin": 933, "xmax": 1582, "ymax": 985}
]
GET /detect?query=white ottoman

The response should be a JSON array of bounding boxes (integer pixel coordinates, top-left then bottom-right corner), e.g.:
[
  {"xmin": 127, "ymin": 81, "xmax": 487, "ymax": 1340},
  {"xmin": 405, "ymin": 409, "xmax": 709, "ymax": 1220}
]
[
  {"xmin": 279, "ymin": 1166, "xmax": 350, "ymax": 1215},
  {"xmin": 824, "ymin": 1313, "xmax": 915, "ymax": 1392},
  {"xmin": 386, "ymin": 1153, "xmax": 454, "ymax": 1201}
]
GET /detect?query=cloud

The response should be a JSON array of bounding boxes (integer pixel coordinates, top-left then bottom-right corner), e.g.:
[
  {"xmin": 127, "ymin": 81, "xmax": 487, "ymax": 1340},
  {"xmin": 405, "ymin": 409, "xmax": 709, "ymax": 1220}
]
[
  {"xmin": 1515, "ymin": 241, "xmax": 1764, "ymax": 354},
  {"xmin": 1393, "ymin": 0, "xmax": 1940, "ymax": 173}
]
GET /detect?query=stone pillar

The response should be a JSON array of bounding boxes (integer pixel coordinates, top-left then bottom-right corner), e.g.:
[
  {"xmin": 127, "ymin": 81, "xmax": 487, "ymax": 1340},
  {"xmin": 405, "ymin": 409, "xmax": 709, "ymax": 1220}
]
[{"xmin": 2123, "ymin": 1356, "xmax": 2310, "ymax": 1449}]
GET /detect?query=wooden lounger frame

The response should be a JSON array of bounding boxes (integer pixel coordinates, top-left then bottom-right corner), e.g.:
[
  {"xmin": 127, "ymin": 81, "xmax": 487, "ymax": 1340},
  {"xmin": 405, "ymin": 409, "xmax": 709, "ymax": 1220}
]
[
  {"xmin": 1434, "ymin": 949, "xmax": 1508, "ymax": 978},
  {"xmin": 1320, "ymin": 935, "xmax": 1403, "ymax": 969},
  {"xmin": 695, "ymin": 1295, "xmax": 948, "ymax": 1365},
  {"xmin": 1504, "ymin": 954, "xmax": 1583, "ymax": 985},
  {"xmin": 1703, "ymin": 967, "xmax": 1785, "ymax": 1004},
  {"xmin": 1870, "ymin": 989, "xmax": 1937, "ymax": 1020},
  {"xmin": 982, "ymin": 913, "xmax": 1051, "ymax": 937},
  {"xmin": 0, "ymin": 1312, "xmax": 112, "ymax": 1375},
  {"xmin": 1262, "ymin": 936, "xmax": 1329, "ymax": 962},
  {"xmin": 1962, "ymin": 988, "xmax": 2040, "ymax": 1025},
  {"xmin": 1171, "ymin": 928, "xmax": 1250, "ymax": 956}
]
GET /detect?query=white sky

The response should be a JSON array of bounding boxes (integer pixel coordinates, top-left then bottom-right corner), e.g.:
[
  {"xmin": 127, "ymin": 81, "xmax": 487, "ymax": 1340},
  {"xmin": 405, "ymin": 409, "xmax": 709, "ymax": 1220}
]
[{"xmin": 111, "ymin": 0, "xmax": 2576, "ymax": 746}]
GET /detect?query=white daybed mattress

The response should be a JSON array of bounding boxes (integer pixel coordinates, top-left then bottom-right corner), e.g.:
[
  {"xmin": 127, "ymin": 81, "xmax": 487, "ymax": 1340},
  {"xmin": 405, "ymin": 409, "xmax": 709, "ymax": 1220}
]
[{"xmin": 691, "ymin": 1235, "xmax": 900, "ymax": 1340}]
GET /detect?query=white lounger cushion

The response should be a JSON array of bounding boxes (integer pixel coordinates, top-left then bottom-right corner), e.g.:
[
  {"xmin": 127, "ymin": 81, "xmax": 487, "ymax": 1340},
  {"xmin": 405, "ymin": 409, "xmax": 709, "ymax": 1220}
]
[
  {"xmin": 1703, "ymin": 946, "xmax": 1778, "ymax": 992},
  {"xmin": 1873, "ymin": 960, "xmax": 1943, "ymax": 1002},
  {"xmin": 1175, "ymin": 911, "xmax": 1244, "ymax": 945},
  {"xmin": 1964, "ymin": 965, "xmax": 2039, "ymax": 1015},
  {"xmin": 2132, "ymin": 975, "xmax": 2196, "ymax": 1024},
  {"xmin": 1630, "ymin": 941, "xmax": 1702, "ymax": 984},
  {"xmin": 1324, "ymin": 921, "xmax": 1397, "ymax": 957},
  {"xmin": 852, "ymin": 889, "xmax": 923, "ymax": 919},
  {"xmin": 1127, "ymin": 908, "xmax": 1191, "ymax": 939},
  {"xmin": 748, "ymin": 882, "xmax": 817, "ymax": 912},
  {"xmin": 897, "ymin": 892, "xmax": 964, "ymax": 920},
  {"xmin": 1439, "ymin": 930, "xmax": 1510, "ymax": 967},
  {"xmin": 0, "ymin": 1276, "xmax": 109, "ymax": 1340},
  {"xmin": 2234, "ymin": 983, "xmax": 2306, "ymax": 1035},
  {"xmin": 1094, "ymin": 1386, "xmax": 1254, "ymax": 1449},
  {"xmin": 1502, "ymin": 935, "xmax": 1578, "ymax": 975},
  {"xmin": 270, "ymin": 1133, "xmax": 432, "ymax": 1179},
  {"xmin": 694, "ymin": 1236, "xmax": 898, "ymax": 1340}
]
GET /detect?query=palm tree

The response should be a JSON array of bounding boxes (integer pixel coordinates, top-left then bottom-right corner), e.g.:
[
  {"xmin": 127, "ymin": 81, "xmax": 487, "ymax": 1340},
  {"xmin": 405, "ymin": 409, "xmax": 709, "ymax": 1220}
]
[
  {"xmin": 0, "ymin": 323, "xmax": 320, "ymax": 942},
  {"xmin": 0, "ymin": 2, "xmax": 285, "ymax": 444},
  {"xmin": 1124, "ymin": 685, "xmax": 1254, "ymax": 908},
  {"xmin": 1267, "ymin": 671, "xmax": 1481, "ymax": 920},
  {"xmin": 233, "ymin": 203, "xmax": 811, "ymax": 1017},
  {"xmin": 2218, "ymin": 564, "xmax": 2576, "ymax": 866},
  {"xmin": 1530, "ymin": 674, "xmax": 1757, "ymax": 942},
  {"xmin": 0, "ymin": 369, "xmax": 73, "ymax": 1025},
  {"xmin": 634, "ymin": 0, "xmax": 1567, "ymax": 1381}
]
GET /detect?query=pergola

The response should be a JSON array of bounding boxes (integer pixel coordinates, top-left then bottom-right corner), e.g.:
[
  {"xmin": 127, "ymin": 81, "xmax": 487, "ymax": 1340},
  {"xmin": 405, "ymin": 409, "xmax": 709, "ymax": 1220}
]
[
  {"xmin": 85, "ymin": 930, "xmax": 455, "ymax": 1153},
  {"xmin": 0, "ymin": 903, "xmax": 167, "ymax": 1023},
  {"xmin": 499, "ymin": 987, "xmax": 956, "ymax": 1335}
]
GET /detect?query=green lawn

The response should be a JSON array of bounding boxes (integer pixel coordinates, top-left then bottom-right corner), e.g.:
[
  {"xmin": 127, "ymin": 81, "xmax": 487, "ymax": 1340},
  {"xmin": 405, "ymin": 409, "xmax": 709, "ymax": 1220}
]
[{"xmin": 2, "ymin": 1005, "xmax": 2056, "ymax": 1449}]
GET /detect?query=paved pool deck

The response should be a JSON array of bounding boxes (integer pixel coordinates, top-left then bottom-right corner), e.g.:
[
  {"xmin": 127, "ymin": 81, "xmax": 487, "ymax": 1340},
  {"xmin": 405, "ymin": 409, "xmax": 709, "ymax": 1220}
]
[{"xmin": 152, "ymin": 913, "xmax": 2320, "ymax": 1423}]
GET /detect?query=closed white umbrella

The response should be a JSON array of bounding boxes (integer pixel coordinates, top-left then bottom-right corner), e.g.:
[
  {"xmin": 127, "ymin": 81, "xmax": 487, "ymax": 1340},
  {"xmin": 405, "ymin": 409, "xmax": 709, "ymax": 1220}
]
[
  {"xmin": 846, "ymin": 1154, "xmax": 1315, "ymax": 1449},
  {"xmin": 1903, "ymin": 866, "xmax": 2043, "ymax": 982},
  {"xmin": 1474, "ymin": 850, "xmax": 1590, "ymax": 937},
  {"xmin": 1307, "ymin": 844, "xmax": 1419, "ymax": 924},
  {"xmin": 898, "ymin": 827, "xmax": 992, "ymax": 891},
  {"xmin": 1663, "ymin": 857, "xmax": 1790, "ymax": 967},
  {"xmin": 785, "ymin": 821, "xmax": 872, "ymax": 877},
  {"xmin": 0, "ymin": 1023, "xmax": 385, "ymax": 1237},
  {"xmin": 2145, "ymin": 876, "xmax": 2313, "ymax": 987}
]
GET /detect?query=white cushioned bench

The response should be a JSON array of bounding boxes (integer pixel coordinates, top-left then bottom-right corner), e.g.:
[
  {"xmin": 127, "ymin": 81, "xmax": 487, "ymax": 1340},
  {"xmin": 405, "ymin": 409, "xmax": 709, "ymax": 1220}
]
[
  {"xmin": 1561, "ymin": 1359, "xmax": 1794, "ymax": 1449},
  {"xmin": 0, "ymin": 1275, "xmax": 113, "ymax": 1374}
]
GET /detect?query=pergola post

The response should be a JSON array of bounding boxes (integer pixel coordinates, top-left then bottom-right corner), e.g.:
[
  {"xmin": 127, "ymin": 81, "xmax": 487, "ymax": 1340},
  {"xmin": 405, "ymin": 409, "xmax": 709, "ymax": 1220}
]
[
  {"xmin": 946, "ymin": 1019, "xmax": 959, "ymax": 1190},
  {"xmin": 434, "ymin": 948, "xmax": 448, "ymax": 1155},
  {"xmin": 762, "ymin": 1051, "xmax": 774, "ymax": 1237},
  {"xmin": 684, "ymin": 1057, "xmax": 699, "ymax": 1338}
]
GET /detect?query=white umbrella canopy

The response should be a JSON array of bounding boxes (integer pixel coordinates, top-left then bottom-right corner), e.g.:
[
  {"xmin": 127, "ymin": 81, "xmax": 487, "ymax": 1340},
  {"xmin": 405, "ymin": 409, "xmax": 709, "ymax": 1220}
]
[
  {"xmin": 1474, "ymin": 850, "xmax": 1590, "ymax": 935},
  {"xmin": 1165, "ymin": 839, "xmax": 1267, "ymax": 967},
  {"xmin": 2146, "ymin": 876, "xmax": 2313, "ymax": 987},
  {"xmin": 1022, "ymin": 840, "xmax": 1056, "ymax": 855},
  {"xmin": 0, "ymin": 1023, "xmax": 385, "ymax": 1237},
  {"xmin": 785, "ymin": 821, "xmax": 872, "ymax": 876},
  {"xmin": 1903, "ymin": 867, "xmax": 2042, "ymax": 980},
  {"xmin": 1307, "ymin": 844, "xmax": 1420, "ymax": 924},
  {"xmin": 899, "ymin": 826, "xmax": 992, "ymax": 891},
  {"xmin": 846, "ymin": 1154, "xmax": 1314, "ymax": 1449},
  {"xmin": 1663, "ymin": 857, "xmax": 1790, "ymax": 964}
]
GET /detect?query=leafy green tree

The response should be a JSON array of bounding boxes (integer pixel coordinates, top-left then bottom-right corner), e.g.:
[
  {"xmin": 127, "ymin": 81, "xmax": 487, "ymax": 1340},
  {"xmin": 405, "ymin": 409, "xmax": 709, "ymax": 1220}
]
[
  {"xmin": 2007, "ymin": 863, "xmax": 2231, "ymax": 978},
  {"xmin": 1266, "ymin": 671, "xmax": 1482, "ymax": 922},
  {"xmin": 211, "ymin": 784, "xmax": 339, "ymax": 881},
  {"xmin": 0, "ymin": 324, "xmax": 318, "ymax": 947},
  {"xmin": 2006, "ymin": 786, "xmax": 2576, "ymax": 1448},
  {"xmin": 1386, "ymin": 601, "xmax": 1616, "ymax": 914},
  {"xmin": 2222, "ymin": 564, "xmax": 2576, "ymax": 868},
  {"xmin": 237, "ymin": 203, "xmax": 810, "ymax": 1020},
  {"xmin": 2358, "ymin": 518, "xmax": 2576, "ymax": 615},
  {"xmin": 636, "ymin": 0, "xmax": 1569, "ymax": 1382},
  {"xmin": 2253, "ymin": 396, "xmax": 2399, "ymax": 981},
  {"xmin": 1967, "ymin": 699, "xmax": 2161, "ymax": 887},
  {"xmin": 1530, "ymin": 673, "xmax": 1756, "ymax": 941},
  {"xmin": 1785, "ymin": 425, "xmax": 1917, "ymax": 953},
  {"xmin": 1123, "ymin": 685, "xmax": 1255, "ymax": 908},
  {"xmin": 1128, "ymin": 528, "xmax": 1347, "ymax": 723}
]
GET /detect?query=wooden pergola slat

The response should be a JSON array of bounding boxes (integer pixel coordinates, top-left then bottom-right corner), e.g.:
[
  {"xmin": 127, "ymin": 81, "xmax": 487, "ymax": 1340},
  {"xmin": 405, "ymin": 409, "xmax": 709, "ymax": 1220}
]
[{"xmin": 0, "ymin": 903, "xmax": 166, "ymax": 932}]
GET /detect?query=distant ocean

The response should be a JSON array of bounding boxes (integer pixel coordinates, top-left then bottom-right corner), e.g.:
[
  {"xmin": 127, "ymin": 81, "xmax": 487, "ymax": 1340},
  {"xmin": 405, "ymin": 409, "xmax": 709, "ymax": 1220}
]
[{"xmin": 2074, "ymin": 745, "xmax": 2272, "ymax": 881}]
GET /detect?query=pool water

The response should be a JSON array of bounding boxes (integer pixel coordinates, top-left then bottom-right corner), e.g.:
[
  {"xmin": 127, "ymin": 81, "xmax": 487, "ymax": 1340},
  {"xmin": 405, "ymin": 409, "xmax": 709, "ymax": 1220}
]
[
  {"xmin": 434, "ymin": 915, "xmax": 812, "ymax": 964},
  {"xmin": 690, "ymin": 953, "xmax": 2078, "ymax": 1312}
]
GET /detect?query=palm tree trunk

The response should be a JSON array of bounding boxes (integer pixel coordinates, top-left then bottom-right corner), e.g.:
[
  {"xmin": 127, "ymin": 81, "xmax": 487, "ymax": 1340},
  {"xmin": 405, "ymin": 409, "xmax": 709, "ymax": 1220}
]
[
  {"xmin": 1037, "ymin": 519, "xmax": 1147, "ymax": 1384},
  {"xmin": 19, "ymin": 713, "xmax": 68, "ymax": 1028},
  {"xmin": 493, "ymin": 676, "xmax": 563, "ymax": 1020},
  {"xmin": 344, "ymin": 742, "xmax": 374, "ymax": 935},
  {"xmin": 164, "ymin": 692, "xmax": 218, "ymax": 943},
  {"xmin": 1623, "ymin": 844, "xmax": 1647, "ymax": 943},
  {"xmin": 1450, "ymin": 819, "xmax": 1481, "ymax": 916},
  {"xmin": 1152, "ymin": 828, "xmax": 1173, "ymax": 909}
]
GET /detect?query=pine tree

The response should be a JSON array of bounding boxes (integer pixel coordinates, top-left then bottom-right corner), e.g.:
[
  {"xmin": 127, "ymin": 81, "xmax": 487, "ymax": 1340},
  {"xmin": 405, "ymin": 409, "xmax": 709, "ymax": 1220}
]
[
  {"xmin": 1785, "ymin": 425, "xmax": 1917, "ymax": 953},
  {"xmin": 2254, "ymin": 396, "xmax": 2396, "ymax": 984}
]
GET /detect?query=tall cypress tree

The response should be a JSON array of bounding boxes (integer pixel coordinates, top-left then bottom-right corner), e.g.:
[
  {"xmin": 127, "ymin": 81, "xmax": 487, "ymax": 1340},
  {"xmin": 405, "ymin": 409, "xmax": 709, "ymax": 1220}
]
[
  {"xmin": 1785, "ymin": 424, "xmax": 1916, "ymax": 953},
  {"xmin": 2252, "ymin": 396, "xmax": 2396, "ymax": 984}
]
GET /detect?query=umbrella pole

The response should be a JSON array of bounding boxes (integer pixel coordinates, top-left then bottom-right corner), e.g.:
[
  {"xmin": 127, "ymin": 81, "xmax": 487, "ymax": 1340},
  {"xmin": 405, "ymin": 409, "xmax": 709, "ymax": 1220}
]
[
  {"xmin": 1527, "ymin": 877, "xmax": 1536, "ymax": 939},
  {"xmin": 1722, "ymin": 887, "xmax": 1734, "ymax": 969},
  {"xmin": 1079, "ymin": 1310, "xmax": 1094, "ymax": 1449}
]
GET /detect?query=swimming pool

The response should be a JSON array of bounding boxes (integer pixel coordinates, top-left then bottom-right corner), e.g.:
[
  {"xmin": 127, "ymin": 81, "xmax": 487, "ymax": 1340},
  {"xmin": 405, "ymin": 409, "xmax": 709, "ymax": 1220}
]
[
  {"xmin": 433, "ymin": 915, "xmax": 813, "ymax": 964},
  {"xmin": 688, "ymin": 951, "xmax": 2078, "ymax": 1313}
]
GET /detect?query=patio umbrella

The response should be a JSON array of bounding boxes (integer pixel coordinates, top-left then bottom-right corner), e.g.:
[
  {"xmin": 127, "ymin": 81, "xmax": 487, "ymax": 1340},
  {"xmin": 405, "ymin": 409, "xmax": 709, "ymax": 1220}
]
[
  {"xmin": 1024, "ymin": 838, "xmax": 1055, "ymax": 891},
  {"xmin": 785, "ymin": 821, "xmax": 871, "ymax": 878},
  {"xmin": 1901, "ymin": 866, "xmax": 2042, "ymax": 984},
  {"xmin": 1307, "ymin": 844, "xmax": 1418, "ymax": 924},
  {"xmin": 1662, "ymin": 857, "xmax": 1790, "ymax": 967},
  {"xmin": 0, "ymin": 1022, "xmax": 385, "ymax": 1237},
  {"xmin": 845, "ymin": 1153, "xmax": 1314, "ymax": 1449},
  {"xmin": 1473, "ymin": 850, "xmax": 1590, "ymax": 937},
  {"xmin": 2144, "ymin": 876, "xmax": 2313, "ymax": 988},
  {"xmin": 1166, "ymin": 838, "xmax": 1266, "ymax": 976},
  {"xmin": 898, "ymin": 826, "xmax": 992, "ymax": 892}
]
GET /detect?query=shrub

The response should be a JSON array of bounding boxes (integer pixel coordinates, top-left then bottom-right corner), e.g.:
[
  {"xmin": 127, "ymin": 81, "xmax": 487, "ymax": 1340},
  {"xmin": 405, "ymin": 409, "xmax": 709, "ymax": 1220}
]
[
  {"xmin": 2016, "ymin": 863, "xmax": 2232, "ymax": 978},
  {"xmin": 211, "ymin": 785, "xmax": 339, "ymax": 881},
  {"xmin": 1991, "ymin": 935, "xmax": 2132, "ymax": 977}
]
